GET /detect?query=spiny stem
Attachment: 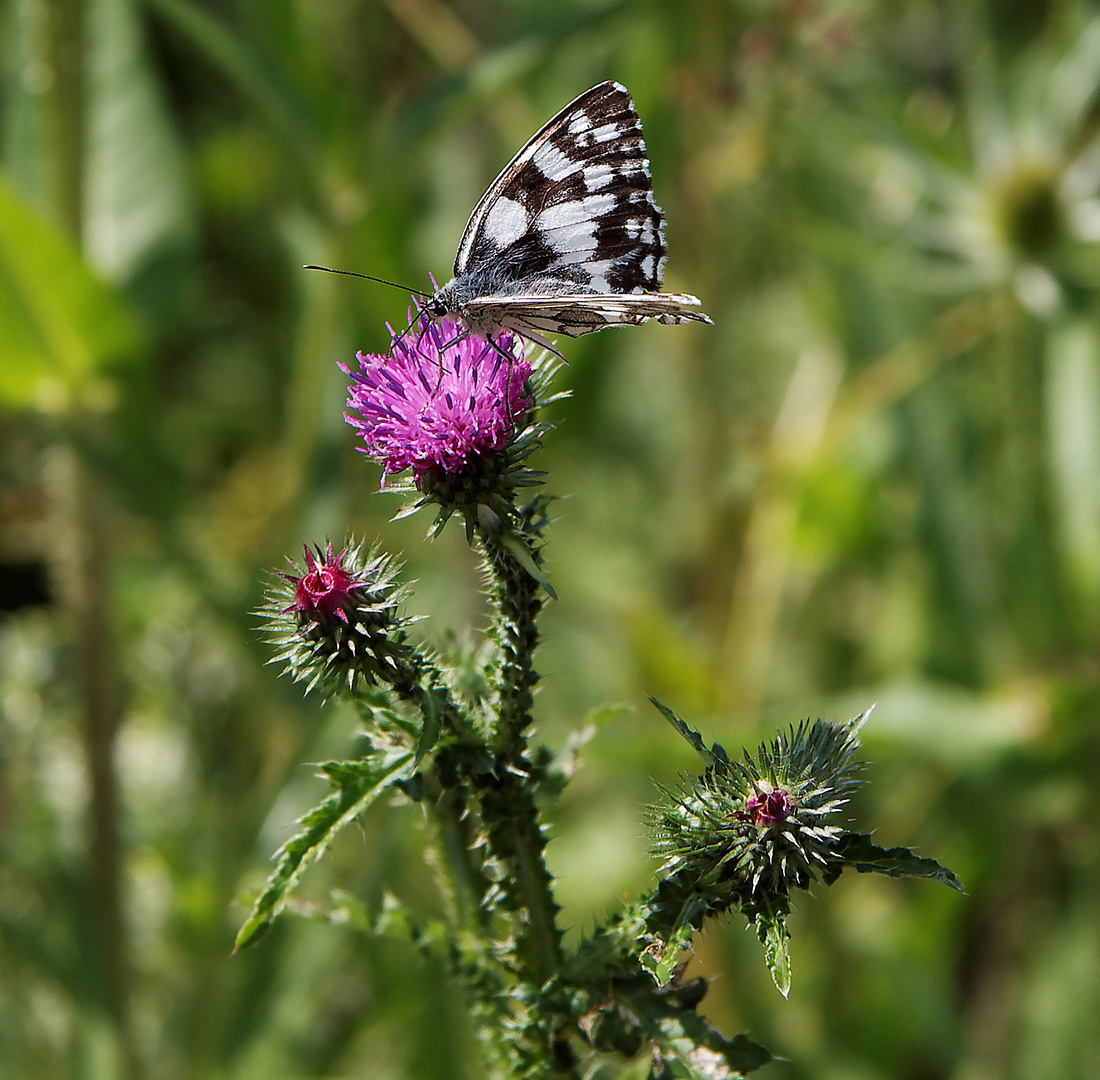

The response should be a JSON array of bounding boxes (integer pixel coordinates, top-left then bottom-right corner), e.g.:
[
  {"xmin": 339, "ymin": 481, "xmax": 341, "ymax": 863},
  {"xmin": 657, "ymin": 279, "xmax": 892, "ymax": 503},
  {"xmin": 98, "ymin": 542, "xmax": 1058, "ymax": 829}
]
[
  {"xmin": 480, "ymin": 773, "xmax": 563, "ymax": 982},
  {"xmin": 480, "ymin": 530, "xmax": 546, "ymax": 752},
  {"xmin": 476, "ymin": 514, "xmax": 563, "ymax": 984},
  {"xmin": 423, "ymin": 765, "xmax": 494, "ymax": 931}
]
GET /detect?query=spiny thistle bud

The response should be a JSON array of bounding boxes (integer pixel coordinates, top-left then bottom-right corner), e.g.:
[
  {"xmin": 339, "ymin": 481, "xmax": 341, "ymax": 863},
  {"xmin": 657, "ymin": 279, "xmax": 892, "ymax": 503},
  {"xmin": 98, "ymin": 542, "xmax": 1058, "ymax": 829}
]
[
  {"xmin": 341, "ymin": 310, "xmax": 563, "ymax": 541},
  {"xmin": 651, "ymin": 712, "xmax": 863, "ymax": 899},
  {"xmin": 642, "ymin": 703, "xmax": 960, "ymax": 996},
  {"xmin": 262, "ymin": 540, "xmax": 414, "ymax": 697}
]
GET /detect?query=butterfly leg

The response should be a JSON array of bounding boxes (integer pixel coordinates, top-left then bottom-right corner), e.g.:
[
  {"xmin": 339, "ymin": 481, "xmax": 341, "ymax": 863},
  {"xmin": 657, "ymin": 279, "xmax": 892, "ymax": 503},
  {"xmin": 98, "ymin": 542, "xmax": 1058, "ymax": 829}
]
[
  {"xmin": 430, "ymin": 329, "xmax": 472, "ymax": 396},
  {"xmin": 478, "ymin": 333, "xmax": 540, "ymax": 423},
  {"xmin": 509, "ymin": 327, "xmax": 564, "ymax": 359}
]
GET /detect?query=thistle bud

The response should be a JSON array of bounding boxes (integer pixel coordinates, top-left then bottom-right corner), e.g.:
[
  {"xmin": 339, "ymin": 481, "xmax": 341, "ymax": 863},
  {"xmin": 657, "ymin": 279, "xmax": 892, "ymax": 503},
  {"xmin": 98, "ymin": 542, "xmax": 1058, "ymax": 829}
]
[
  {"xmin": 262, "ymin": 540, "xmax": 413, "ymax": 697},
  {"xmin": 650, "ymin": 713, "xmax": 864, "ymax": 902}
]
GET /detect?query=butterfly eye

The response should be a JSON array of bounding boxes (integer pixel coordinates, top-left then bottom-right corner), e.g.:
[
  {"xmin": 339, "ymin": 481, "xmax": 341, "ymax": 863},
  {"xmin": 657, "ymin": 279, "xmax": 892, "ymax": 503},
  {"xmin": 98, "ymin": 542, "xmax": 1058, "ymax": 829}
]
[{"xmin": 425, "ymin": 296, "xmax": 448, "ymax": 317}]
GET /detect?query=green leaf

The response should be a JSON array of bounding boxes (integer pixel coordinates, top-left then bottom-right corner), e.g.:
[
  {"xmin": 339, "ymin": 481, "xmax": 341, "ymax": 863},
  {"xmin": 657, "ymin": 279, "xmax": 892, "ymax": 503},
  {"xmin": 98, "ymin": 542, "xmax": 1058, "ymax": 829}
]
[
  {"xmin": 496, "ymin": 527, "xmax": 557, "ymax": 599},
  {"xmin": 825, "ymin": 832, "xmax": 965, "ymax": 892},
  {"xmin": 415, "ymin": 688, "xmax": 443, "ymax": 762},
  {"xmin": 756, "ymin": 909, "xmax": 792, "ymax": 998},
  {"xmin": 654, "ymin": 1030, "xmax": 773, "ymax": 1078},
  {"xmin": 636, "ymin": 1002, "xmax": 773, "ymax": 1076},
  {"xmin": 648, "ymin": 698, "xmax": 732, "ymax": 770},
  {"xmin": 234, "ymin": 750, "xmax": 416, "ymax": 951},
  {"xmin": 0, "ymin": 175, "xmax": 143, "ymax": 408},
  {"xmin": 640, "ymin": 893, "xmax": 707, "ymax": 987}
]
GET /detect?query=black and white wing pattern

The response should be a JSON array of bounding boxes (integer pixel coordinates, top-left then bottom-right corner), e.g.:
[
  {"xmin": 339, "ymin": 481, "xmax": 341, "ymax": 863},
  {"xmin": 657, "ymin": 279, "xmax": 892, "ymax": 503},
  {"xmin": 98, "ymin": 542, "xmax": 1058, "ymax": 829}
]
[{"xmin": 426, "ymin": 81, "xmax": 711, "ymax": 347}]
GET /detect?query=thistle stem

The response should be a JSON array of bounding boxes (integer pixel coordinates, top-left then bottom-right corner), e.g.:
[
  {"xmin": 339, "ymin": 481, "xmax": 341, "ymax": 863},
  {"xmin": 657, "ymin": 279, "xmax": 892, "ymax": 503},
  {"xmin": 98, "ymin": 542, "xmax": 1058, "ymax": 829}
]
[
  {"xmin": 477, "ymin": 523, "xmax": 563, "ymax": 983},
  {"xmin": 424, "ymin": 764, "xmax": 494, "ymax": 931},
  {"xmin": 480, "ymin": 533, "xmax": 544, "ymax": 752},
  {"xmin": 40, "ymin": 0, "xmax": 135, "ymax": 1070}
]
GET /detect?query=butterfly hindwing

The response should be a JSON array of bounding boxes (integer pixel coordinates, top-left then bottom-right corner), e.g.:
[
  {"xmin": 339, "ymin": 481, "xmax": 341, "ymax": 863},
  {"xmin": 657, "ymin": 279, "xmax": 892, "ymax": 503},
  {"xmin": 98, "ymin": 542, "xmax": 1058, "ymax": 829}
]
[{"xmin": 466, "ymin": 293, "xmax": 708, "ymax": 338}]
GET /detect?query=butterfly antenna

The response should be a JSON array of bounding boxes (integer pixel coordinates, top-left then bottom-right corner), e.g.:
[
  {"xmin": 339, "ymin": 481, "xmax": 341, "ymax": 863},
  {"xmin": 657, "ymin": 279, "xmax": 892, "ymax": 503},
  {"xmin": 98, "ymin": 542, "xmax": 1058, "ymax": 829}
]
[
  {"xmin": 393, "ymin": 297, "xmax": 433, "ymax": 356},
  {"xmin": 308, "ymin": 266, "xmax": 434, "ymax": 360},
  {"xmin": 303, "ymin": 265, "xmax": 424, "ymax": 294}
]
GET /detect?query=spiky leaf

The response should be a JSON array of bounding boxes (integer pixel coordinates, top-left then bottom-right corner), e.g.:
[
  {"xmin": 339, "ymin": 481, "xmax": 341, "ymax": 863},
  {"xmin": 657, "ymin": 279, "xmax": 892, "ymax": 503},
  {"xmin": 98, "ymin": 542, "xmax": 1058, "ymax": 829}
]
[
  {"xmin": 824, "ymin": 832, "xmax": 965, "ymax": 891},
  {"xmin": 640, "ymin": 892, "xmax": 707, "ymax": 987},
  {"xmin": 756, "ymin": 908, "xmax": 792, "ymax": 998},
  {"xmin": 234, "ymin": 750, "xmax": 416, "ymax": 950},
  {"xmin": 649, "ymin": 698, "xmax": 732, "ymax": 770},
  {"xmin": 644, "ymin": 1009, "xmax": 773, "ymax": 1077}
]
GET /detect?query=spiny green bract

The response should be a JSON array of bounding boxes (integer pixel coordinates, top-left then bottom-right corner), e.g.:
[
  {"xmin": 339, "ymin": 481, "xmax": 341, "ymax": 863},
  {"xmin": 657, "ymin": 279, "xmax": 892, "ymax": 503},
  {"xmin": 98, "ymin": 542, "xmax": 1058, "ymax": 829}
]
[{"xmin": 650, "ymin": 715, "xmax": 864, "ymax": 901}]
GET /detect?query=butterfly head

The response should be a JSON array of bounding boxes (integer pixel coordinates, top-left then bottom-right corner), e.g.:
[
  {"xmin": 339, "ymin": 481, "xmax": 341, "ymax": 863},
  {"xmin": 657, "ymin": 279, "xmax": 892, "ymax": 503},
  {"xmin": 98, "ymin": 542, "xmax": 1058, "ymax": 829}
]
[{"xmin": 423, "ymin": 290, "xmax": 450, "ymax": 319}]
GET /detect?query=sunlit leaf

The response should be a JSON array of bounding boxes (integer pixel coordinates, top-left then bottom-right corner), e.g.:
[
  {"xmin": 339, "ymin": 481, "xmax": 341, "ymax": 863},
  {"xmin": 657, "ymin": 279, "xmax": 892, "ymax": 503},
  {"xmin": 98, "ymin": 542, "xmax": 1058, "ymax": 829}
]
[
  {"xmin": 84, "ymin": 0, "xmax": 194, "ymax": 282},
  {"xmin": 0, "ymin": 174, "xmax": 143, "ymax": 408},
  {"xmin": 825, "ymin": 832, "xmax": 965, "ymax": 892},
  {"xmin": 756, "ymin": 908, "xmax": 792, "ymax": 998},
  {"xmin": 233, "ymin": 750, "xmax": 417, "ymax": 951}
]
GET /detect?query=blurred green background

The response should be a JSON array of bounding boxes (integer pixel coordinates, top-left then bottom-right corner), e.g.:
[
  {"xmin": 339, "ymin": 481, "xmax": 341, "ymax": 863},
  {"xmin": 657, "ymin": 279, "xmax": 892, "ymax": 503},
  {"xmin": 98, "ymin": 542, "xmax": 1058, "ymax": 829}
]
[{"xmin": 3, "ymin": 0, "xmax": 1100, "ymax": 1077}]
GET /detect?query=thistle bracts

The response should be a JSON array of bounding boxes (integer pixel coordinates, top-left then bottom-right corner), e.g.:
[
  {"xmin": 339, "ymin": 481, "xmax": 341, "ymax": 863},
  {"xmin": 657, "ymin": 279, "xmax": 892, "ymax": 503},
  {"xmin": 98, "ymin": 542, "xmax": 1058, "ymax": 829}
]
[
  {"xmin": 646, "ymin": 703, "xmax": 962, "ymax": 995},
  {"xmin": 261, "ymin": 540, "xmax": 415, "ymax": 697},
  {"xmin": 650, "ymin": 708, "xmax": 863, "ymax": 899}
]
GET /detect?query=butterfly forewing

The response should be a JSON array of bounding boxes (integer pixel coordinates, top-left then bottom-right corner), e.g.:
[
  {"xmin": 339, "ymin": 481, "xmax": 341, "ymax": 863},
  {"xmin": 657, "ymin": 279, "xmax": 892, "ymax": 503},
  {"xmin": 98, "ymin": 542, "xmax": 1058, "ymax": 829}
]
[{"xmin": 431, "ymin": 81, "xmax": 711, "ymax": 340}]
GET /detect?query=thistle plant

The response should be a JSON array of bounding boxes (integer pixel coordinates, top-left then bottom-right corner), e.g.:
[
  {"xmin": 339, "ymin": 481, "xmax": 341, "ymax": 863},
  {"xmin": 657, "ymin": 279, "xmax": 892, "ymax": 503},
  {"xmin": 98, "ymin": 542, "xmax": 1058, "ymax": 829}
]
[{"xmin": 237, "ymin": 310, "xmax": 962, "ymax": 1078}]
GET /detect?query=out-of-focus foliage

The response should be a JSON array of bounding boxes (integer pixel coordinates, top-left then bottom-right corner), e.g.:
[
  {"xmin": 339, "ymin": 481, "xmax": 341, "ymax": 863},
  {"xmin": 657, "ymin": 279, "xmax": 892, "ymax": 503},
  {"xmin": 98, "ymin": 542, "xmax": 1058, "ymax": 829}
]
[{"xmin": 1, "ymin": 0, "xmax": 1098, "ymax": 1077}]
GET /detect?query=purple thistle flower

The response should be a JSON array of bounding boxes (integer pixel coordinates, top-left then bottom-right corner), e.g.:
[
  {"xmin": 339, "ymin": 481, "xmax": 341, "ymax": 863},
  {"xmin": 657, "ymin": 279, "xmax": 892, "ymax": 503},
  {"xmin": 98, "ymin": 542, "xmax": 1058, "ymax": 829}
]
[{"xmin": 342, "ymin": 315, "xmax": 533, "ymax": 488}]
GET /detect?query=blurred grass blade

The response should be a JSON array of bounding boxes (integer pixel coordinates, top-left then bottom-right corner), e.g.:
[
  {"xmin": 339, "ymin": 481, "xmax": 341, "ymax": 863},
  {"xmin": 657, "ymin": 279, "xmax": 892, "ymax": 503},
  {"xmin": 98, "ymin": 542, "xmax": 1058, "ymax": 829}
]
[
  {"xmin": 234, "ymin": 750, "xmax": 417, "ymax": 952},
  {"xmin": 84, "ymin": 0, "xmax": 194, "ymax": 283},
  {"xmin": 0, "ymin": 173, "xmax": 143, "ymax": 408},
  {"xmin": 1046, "ymin": 16, "xmax": 1100, "ymax": 139},
  {"xmin": 1046, "ymin": 319, "xmax": 1100, "ymax": 617},
  {"xmin": 143, "ymin": 0, "xmax": 319, "ymax": 175}
]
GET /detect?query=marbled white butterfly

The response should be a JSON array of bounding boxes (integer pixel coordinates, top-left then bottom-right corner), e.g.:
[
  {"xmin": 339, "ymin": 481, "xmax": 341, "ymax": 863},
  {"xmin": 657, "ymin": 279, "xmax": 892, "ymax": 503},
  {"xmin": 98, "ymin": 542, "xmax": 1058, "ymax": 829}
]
[{"xmin": 423, "ymin": 81, "xmax": 712, "ymax": 352}]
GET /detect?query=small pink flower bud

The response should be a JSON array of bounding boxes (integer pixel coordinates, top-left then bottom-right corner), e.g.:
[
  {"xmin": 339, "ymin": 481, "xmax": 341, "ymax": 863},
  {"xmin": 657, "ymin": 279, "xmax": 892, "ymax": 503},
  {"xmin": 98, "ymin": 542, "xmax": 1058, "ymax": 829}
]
[
  {"xmin": 745, "ymin": 783, "xmax": 793, "ymax": 826},
  {"xmin": 282, "ymin": 543, "xmax": 363, "ymax": 624}
]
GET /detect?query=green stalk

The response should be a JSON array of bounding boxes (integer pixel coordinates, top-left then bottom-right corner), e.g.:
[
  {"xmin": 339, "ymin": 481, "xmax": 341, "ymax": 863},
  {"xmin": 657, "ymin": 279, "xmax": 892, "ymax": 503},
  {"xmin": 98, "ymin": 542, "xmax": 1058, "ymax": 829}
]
[
  {"xmin": 477, "ymin": 525, "xmax": 563, "ymax": 985},
  {"xmin": 40, "ymin": 0, "xmax": 135, "ymax": 1072},
  {"xmin": 481, "ymin": 532, "xmax": 544, "ymax": 753}
]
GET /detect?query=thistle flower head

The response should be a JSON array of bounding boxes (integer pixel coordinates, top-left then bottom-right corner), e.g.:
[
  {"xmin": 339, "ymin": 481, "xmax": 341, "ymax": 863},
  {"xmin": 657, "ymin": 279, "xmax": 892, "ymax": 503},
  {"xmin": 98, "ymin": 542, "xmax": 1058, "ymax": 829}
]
[
  {"xmin": 744, "ymin": 782, "xmax": 793, "ymax": 826},
  {"xmin": 342, "ymin": 310, "xmax": 563, "ymax": 541},
  {"xmin": 262, "ymin": 540, "xmax": 414, "ymax": 697},
  {"xmin": 651, "ymin": 716, "xmax": 864, "ymax": 901},
  {"xmin": 343, "ymin": 313, "xmax": 533, "ymax": 487}
]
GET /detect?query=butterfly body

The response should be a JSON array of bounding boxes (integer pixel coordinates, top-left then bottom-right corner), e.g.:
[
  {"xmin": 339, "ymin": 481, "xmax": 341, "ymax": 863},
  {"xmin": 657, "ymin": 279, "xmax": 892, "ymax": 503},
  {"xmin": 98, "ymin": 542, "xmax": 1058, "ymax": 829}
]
[{"xmin": 425, "ymin": 81, "xmax": 712, "ymax": 347}]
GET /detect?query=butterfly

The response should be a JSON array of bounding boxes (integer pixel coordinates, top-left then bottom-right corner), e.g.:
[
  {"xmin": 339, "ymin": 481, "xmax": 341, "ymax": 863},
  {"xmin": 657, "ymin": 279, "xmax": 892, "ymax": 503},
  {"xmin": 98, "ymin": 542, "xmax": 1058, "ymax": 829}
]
[{"xmin": 423, "ymin": 81, "xmax": 712, "ymax": 353}]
